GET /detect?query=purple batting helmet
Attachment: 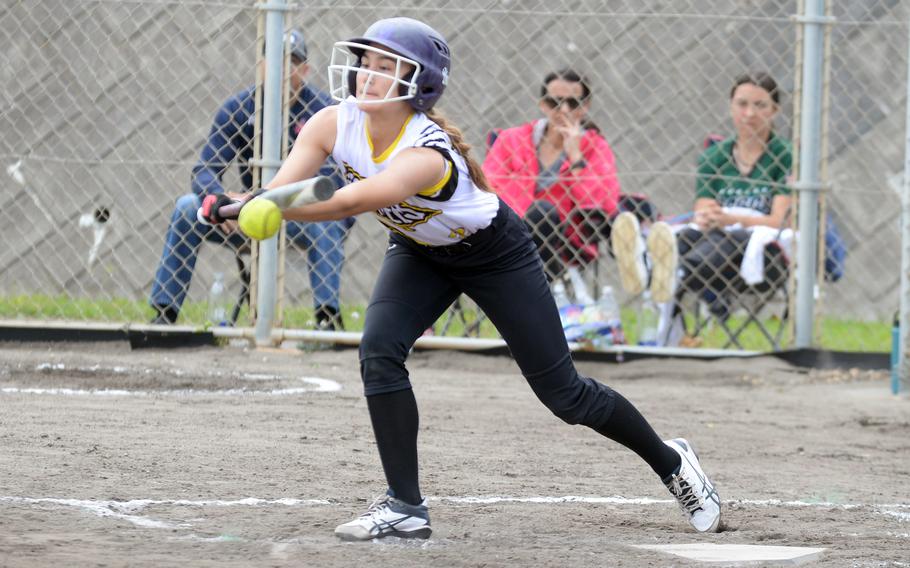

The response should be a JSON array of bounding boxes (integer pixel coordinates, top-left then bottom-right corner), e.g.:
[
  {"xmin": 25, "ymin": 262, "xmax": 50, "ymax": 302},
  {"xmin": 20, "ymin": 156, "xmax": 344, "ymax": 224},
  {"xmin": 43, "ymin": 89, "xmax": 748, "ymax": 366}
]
[{"xmin": 345, "ymin": 18, "xmax": 450, "ymax": 111}]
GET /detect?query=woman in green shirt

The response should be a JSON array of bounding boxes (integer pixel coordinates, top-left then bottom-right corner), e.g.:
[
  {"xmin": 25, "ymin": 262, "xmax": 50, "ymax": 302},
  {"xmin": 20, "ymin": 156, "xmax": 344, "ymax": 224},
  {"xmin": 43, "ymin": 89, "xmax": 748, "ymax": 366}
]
[{"xmin": 677, "ymin": 72, "xmax": 792, "ymax": 316}]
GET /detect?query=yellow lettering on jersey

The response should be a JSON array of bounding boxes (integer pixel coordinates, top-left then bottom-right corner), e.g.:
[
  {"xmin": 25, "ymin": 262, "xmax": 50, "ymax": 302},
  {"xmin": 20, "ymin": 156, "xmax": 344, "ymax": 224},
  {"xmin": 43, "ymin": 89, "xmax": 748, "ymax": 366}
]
[
  {"xmin": 448, "ymin": 227, "xmax": 466, "ymax": 239},
  {"xmin": 375, "ymin": 201, "xmax": 442, "ymax": 232},
  {"xmin": 376, "ymin": 219, "xmax": 431, "ymax": 245}
]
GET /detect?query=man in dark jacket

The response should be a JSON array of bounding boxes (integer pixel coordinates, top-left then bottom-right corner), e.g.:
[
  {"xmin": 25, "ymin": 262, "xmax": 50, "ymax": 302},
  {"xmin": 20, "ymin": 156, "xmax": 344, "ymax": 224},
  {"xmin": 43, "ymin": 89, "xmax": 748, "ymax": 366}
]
[{"xmin": 150, "ymin": 29, "xmax": 352, "ymax": 329}]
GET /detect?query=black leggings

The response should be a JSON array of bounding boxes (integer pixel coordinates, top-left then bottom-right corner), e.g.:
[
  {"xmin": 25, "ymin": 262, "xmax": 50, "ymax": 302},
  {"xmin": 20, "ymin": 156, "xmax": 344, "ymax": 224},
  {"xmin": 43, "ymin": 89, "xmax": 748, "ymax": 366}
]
[
  {"xmin": 360, "ymin": 203, "xmax": 613, "ymax": 424},
  {"xmin": 358, "ymin": 201, "xmax": 679, "ymax": 502}
]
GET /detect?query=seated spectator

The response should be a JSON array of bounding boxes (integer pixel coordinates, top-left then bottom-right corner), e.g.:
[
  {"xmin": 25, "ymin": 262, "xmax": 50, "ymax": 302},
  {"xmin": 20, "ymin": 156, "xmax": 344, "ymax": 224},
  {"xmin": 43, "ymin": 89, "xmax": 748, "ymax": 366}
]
[
  {"xmin": 482, "ymin": 68, "xmax": 621, "ymax": 283},
  {"xmin": 149, "ymin": 29, "xmax": 354, "ymax": 329},
  {"xmin": 613, "ymin": 71, "xmax": 793, "ymax": 319}
]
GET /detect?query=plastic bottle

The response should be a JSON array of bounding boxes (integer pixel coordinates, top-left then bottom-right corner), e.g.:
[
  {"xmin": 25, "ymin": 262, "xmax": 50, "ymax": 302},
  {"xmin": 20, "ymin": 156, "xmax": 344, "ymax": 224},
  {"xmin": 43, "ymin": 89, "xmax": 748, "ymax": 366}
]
[
  {"xmin": 552, "ymin": 280, "xmax": 571, "ymax": 309},
  {"xmin": 637, "ymin": 291, "xmax": 660, "ymax": 347},
  {"xmin": 590, "ymin": 285, "xmax": 624, "ymax": 348},
  {"xmin": 554, "ymin": 280, "xmax": 582, "ymax": 333},
  {"xmin": 207, "ymin": 272, "xmax": 229, "ymax": 327},
  {"xmin": 566, "ymin": 266, "xmax": 594, "ymax": 305}
]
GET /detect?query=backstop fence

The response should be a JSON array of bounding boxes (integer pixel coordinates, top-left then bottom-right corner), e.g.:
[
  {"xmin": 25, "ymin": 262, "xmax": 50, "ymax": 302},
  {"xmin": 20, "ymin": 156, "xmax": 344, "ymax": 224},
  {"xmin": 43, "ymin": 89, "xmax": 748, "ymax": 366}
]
[{"xmin": 1, "ymin": 1, "xmax": 907, "ymax": 383}]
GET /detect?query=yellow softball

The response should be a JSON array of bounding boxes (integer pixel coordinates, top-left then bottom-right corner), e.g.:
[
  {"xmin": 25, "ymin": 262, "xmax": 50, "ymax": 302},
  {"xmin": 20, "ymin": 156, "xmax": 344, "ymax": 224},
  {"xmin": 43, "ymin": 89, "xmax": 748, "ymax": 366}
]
[{"xmin": 238, "ymin": 198, "xmax": 282, "ymax": 240}]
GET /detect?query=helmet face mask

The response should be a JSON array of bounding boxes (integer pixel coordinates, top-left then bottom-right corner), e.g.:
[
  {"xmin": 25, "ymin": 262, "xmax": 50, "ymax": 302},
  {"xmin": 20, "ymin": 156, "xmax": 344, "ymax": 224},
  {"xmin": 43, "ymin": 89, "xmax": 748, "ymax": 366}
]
[
  {"xmin": 327, "ymin": 17, "xmax": 450, "ymax": 112},
  {"xmin": 328, "ymin": 42, "xmax": 423, "ymax": 106}
]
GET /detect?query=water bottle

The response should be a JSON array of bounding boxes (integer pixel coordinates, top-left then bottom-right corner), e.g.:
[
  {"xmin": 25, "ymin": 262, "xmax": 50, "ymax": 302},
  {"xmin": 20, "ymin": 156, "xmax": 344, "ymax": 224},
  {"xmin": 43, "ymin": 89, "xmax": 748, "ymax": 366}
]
[
  {"xmin": 590, "ymin": 285, "xmax": 625, "ymax": 348},
  {"xmin": 553, "ymin": 280, "xmax": 582, "ymax": 331},
  {"xmin": 637, "ymin": 291, "xmax": 660, "ymax": 347},
  {"xmin": 207, "ymin": 272, "xmax": 229, "ymax": 327},
  {"xmin": 596, "ymin": 285, "xmax": 619, "ymax": 319},
  {"xmin": 566, "ymin": 266, "xmax": 594, "ymax": 305},
  {"xmin": 552, "ymin": 280, "xmax": 571, "ymax": 309}
]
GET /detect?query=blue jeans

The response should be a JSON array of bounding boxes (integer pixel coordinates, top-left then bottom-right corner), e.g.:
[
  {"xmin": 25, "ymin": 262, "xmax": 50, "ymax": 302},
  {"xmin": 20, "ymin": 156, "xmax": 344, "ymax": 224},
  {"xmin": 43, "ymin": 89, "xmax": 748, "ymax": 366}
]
[{"xmin": 150, "ymin": 193, "xmax": 352, "ymax": 313}]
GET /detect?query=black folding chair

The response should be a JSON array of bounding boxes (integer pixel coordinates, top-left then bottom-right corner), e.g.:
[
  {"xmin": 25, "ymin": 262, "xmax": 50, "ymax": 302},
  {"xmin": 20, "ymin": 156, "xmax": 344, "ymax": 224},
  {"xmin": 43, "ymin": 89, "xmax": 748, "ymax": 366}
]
[{"xmin": 682, "ymin": 238, "xmax": 790, "ymax": 349}]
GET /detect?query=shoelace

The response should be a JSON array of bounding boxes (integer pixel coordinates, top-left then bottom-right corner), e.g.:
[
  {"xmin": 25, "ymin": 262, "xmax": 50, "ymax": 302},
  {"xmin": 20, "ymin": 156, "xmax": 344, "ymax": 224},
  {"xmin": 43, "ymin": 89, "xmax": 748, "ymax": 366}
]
[
  {"xmin": 359, "ymin": 495, "xmax": 393, "ymax": 520},
  {"xmin": 668, "ymin": 475, "xmax": 703, "ymax": 514}
]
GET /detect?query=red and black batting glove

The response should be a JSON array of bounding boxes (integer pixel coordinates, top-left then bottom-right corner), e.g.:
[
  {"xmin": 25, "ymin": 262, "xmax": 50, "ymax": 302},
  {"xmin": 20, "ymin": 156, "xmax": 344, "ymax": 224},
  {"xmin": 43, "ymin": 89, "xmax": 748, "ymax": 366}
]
[{"xmin": 200, "ymin": 193, "xmax": 238, "ymax": 224}]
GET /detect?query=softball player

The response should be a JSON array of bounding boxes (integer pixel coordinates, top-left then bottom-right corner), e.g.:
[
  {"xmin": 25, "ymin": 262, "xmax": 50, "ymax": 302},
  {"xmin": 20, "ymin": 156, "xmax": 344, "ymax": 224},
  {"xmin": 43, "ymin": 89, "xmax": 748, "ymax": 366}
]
[{"xmin": 241, "ymin": 17, "xmax": 721, "ymax": 539}]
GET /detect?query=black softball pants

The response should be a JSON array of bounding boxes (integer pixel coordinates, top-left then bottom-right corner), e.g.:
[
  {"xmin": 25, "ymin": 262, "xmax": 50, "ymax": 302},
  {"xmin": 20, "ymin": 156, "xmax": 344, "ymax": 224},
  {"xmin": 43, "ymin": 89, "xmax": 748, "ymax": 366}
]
[
  {"xmin": 358, "ymin": 201, "xmax": 680, "ymax": 502},
  {"xmin": 360, "ymin": 202, "xmax": 617, "ymax": 428}
]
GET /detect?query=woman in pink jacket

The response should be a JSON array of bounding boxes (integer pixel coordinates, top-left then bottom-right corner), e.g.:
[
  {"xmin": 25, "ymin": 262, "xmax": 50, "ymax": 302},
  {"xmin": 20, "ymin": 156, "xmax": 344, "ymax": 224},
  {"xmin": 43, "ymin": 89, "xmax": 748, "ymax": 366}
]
[{"xmin": 482, "ymin": 68, "xmax": 621, "ymax": 280}]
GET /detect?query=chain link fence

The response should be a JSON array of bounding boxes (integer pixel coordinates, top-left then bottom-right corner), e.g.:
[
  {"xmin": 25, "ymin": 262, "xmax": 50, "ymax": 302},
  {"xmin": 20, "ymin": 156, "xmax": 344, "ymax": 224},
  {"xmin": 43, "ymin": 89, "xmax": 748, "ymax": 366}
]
[{"xmin": 1, "ymin": 0, "xmax": 906, "ymax": 354}]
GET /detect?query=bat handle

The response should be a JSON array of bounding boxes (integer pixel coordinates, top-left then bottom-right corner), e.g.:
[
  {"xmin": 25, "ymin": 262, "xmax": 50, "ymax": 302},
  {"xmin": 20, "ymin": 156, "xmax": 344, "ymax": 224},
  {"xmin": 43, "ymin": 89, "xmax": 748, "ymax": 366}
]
[{"xmin": 195, "ymin": 196, "xmax": 248, "ymax": 225}]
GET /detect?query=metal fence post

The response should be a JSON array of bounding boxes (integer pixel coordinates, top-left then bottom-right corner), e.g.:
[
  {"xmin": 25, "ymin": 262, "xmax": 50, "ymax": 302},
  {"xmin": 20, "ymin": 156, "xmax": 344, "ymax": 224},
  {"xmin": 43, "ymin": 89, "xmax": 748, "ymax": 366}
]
[
  {"xmin": 254, "ymin": 0, "xmax": 288, "ymax": 346},
  {"xmin": 794, "ymin": 0, "xmax": 827, "ymax": 348},
  {"xmin": 900, "ymin": 21, "xmax": 910, "ymax": 394}
]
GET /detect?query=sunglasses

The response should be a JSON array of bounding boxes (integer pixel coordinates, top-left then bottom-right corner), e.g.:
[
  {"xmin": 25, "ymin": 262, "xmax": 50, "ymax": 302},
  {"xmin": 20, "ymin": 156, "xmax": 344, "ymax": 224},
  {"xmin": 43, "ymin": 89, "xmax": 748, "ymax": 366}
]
[{"xmin": 541, "ymin": 95, "xmax": 586, "ymax": 110}]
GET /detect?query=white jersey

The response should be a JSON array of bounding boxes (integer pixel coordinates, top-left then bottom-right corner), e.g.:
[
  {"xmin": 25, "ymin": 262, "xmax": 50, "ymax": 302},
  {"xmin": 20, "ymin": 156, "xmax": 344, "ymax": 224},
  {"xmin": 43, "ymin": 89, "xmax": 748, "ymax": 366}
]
[{"xmin": 332, "ymin": 98, "xmax": 500, "ymax": 246}]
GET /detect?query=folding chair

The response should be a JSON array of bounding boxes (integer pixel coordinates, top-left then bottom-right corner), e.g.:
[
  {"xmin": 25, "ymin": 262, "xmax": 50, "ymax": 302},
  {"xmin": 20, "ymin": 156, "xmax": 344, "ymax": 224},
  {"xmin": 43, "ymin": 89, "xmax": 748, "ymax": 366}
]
[
  {"xmin": 683, "ymin": 239, "xmax": 789, "ymax": 349},
  {"xmin": 693, "ymin": 208, "xmax": 845, "ymax": 349}
]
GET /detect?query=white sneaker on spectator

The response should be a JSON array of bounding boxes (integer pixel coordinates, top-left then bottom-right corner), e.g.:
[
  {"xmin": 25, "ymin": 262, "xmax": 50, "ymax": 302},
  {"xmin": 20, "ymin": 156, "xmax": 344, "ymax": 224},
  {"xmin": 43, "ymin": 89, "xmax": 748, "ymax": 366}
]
[
  {"xmin": 646, "ymin": 221, "xmax": 678, "ymax": 303},
  {"xmin": 663, "ymin": 438, "xmax": 721, "ymax": 533},
  {"xmin": 611, "ymin": 212, "xmax": 647, "ymax": 296},
  {"xmin": 334, "ymin": 493, "xmax": 432, "ymax": 541}
]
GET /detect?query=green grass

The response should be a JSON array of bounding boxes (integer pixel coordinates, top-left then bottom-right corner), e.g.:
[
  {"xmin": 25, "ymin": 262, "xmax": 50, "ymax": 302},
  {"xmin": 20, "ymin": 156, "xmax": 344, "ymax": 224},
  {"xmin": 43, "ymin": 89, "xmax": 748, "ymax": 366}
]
[
  {"xmin": 0, "ymin": 294, "xmax": 150, "ymax": 323},
  {"xmin": 0, "ymin": 294, "xmax": 892, "ymax": 353},
  {"xmin": 617, "ymin": 307, "xmax": 891, "ymax": 352},
  {"xmin": 814, "ymin": 318, "xmax": 892, "ymax": 352}
]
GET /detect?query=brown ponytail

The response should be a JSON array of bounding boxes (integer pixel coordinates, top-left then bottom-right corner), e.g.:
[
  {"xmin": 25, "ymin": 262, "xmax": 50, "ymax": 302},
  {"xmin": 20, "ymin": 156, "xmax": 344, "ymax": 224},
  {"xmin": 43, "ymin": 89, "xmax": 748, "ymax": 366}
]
[{"xmin": 425, "ymin": 108, "xmax": 493, "ymax": 193}]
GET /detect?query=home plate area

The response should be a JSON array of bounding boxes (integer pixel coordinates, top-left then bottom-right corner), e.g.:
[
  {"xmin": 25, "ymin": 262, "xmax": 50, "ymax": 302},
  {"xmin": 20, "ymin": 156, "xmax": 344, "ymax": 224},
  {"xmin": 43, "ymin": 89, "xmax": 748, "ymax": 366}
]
[{"xmin": 633, "ymin": 543, "xmax": 826, "ymax": 565}]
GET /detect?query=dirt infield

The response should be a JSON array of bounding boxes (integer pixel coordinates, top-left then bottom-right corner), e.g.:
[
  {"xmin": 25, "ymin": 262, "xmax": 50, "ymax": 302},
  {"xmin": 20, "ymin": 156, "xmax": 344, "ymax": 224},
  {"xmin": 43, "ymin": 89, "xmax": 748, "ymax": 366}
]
[{"xmin": 0, "ymin": 341, "xmax": 907, "ymax": 567}]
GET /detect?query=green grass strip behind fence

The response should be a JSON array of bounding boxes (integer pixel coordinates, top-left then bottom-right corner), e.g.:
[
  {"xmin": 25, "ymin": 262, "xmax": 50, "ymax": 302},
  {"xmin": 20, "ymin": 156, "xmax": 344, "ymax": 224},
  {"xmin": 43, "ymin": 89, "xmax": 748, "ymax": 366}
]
[{"xmin": 0, "ymin": 294, "xmax": 891, "ymax": 352}]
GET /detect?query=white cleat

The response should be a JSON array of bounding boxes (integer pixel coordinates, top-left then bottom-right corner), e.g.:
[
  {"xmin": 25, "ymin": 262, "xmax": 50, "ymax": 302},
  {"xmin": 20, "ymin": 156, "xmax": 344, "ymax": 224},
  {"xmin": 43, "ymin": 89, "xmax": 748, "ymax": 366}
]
[
  {"xmin": 334, "ymin": 494, "xmax": 432, "ymax": 541},
  {"xmin": 611, "ymin": 212, "xmax": 648, "ymax": 296},
  {"xmin": 663, "ymin": 438, "xmax": 721, "ymax": 533}
]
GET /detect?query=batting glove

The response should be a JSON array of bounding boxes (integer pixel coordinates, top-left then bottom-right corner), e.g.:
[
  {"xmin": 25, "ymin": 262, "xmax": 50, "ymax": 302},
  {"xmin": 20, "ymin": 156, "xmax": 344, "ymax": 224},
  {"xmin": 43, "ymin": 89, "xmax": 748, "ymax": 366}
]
[{"xmin": 200, "ymin": 193, "xmax": 239, "ymax": 224}]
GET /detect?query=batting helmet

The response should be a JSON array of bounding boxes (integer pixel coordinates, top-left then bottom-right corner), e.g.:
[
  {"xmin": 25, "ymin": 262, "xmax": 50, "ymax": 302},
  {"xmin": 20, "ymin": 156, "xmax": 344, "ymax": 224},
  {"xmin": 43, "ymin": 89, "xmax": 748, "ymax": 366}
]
[{"xmin": 328, "ymin": 18, "xmax": 450, "ymax": 111}]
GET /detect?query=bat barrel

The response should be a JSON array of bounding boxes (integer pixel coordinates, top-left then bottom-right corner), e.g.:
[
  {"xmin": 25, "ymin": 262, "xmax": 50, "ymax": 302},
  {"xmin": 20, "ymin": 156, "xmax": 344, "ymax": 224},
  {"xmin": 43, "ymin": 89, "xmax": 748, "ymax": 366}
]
[{"xmin": 262, "ymin": 176, "xmax": 336, "ymax": 208}]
